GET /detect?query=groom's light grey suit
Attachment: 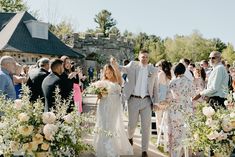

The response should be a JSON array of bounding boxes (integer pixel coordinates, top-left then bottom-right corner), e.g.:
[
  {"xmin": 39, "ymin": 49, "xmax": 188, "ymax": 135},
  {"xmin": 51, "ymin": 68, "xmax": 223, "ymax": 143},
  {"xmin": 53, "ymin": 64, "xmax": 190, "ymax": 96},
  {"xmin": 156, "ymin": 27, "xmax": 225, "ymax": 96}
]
[{"xmin": 121, "ymin": 61, "xmax": 158, "ymax": 152}]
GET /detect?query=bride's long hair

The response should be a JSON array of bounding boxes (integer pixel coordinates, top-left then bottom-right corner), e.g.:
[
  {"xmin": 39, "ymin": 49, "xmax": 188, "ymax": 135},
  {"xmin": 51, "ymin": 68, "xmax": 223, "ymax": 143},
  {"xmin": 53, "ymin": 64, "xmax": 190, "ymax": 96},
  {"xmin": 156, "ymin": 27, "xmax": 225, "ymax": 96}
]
[{"xmin": 102, "ymin": 64, "xmax": 122, "ymax": 85}]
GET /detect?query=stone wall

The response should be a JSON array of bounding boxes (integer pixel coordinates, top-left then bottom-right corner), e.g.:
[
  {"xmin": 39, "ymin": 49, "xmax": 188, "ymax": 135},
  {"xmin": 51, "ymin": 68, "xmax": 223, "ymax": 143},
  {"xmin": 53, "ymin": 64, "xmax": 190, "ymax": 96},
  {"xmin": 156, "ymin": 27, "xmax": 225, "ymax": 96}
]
[{"xmin": 73, "ymin": 33, "xmax": 135, "ymax": 71}]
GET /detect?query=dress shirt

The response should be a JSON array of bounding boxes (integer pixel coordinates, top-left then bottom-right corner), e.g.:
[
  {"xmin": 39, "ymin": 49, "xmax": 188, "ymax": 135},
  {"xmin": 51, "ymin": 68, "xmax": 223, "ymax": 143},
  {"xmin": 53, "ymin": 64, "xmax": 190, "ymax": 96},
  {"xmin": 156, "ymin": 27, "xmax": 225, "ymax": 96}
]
[
  {"xmin": 200, "ymin": 63, "xmax": 229, "ymax": 98},
  {"xmin": 133, "ymin": 65, "xmax": 148, "ymax": 98}
]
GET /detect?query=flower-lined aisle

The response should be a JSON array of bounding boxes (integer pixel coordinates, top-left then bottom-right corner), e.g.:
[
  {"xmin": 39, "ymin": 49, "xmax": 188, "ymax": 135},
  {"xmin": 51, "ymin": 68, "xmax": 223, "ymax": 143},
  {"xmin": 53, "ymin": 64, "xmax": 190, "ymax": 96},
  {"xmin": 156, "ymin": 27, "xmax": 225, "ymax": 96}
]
[
  {"xmin": 0, "ymin": 85, "xmax": 94, "ymax": 156},
  {"xmin": 187, "ymin": 92, "xmax": 235, "ymax": 156}
]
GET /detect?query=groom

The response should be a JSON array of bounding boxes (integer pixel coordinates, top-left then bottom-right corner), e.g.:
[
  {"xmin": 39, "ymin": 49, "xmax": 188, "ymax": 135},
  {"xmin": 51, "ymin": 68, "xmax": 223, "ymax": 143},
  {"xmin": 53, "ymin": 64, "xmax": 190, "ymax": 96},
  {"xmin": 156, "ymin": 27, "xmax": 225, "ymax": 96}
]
[{"xmin": 119, "ymin": 50, "xmax": 158, "ymax": 157}]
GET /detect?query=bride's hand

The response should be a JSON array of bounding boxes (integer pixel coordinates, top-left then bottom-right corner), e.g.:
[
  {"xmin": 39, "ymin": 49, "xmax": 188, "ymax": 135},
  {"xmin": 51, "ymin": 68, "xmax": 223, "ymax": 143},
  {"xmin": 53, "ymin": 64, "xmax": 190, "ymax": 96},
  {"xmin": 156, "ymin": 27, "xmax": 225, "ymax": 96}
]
[{"xmin": 110, "ymin": 57, "xmax": 118, "ymax": 66}]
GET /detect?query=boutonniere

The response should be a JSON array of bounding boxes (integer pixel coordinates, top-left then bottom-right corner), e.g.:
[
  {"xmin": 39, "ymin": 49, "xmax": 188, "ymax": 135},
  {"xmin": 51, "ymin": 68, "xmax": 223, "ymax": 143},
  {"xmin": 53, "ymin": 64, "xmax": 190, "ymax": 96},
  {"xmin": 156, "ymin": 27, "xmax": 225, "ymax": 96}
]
[{"xmin": 148, "ymin": 71, "xmax": 153, "ymax": 77}]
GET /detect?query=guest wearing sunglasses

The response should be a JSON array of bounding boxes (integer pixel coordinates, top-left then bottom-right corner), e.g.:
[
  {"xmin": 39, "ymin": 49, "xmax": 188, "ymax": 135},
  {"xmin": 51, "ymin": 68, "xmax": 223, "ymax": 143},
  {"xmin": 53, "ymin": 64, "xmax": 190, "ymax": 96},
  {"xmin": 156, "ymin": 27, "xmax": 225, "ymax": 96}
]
[{"xmin": 193, "ymin": 51, "xmax": 229, "ymax": 109}]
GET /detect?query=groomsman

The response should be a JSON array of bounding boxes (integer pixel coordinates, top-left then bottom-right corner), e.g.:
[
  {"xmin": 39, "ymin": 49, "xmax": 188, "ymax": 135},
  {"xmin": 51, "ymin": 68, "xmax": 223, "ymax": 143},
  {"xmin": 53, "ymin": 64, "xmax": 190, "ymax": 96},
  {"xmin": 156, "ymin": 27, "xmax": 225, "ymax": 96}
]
[
  {"xmin": 42, "ymin": 59, "xmax": 64, "ymax": 111},
  {"xmin": 116, "ymin": 50, "xmax": 158, "ymax": 157},
  {"xmin": 27, "ymin": 58, "xmax": 50, "ymax": 102}
]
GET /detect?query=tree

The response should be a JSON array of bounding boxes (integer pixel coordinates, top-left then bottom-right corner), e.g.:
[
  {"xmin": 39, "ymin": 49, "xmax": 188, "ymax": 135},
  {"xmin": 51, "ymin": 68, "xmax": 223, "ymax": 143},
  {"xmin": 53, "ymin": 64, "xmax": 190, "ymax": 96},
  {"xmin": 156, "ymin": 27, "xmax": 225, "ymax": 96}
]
[
  {"xmin": 94, "ymin": 9, "xmax": 117, "ymax": 37},
  {"xmin": 0, "ymin": 0, "xmax": 27, "ymax": 12},
  {"xmin": 49, "ymin": 20, "xmax": 74, "ymax": 46},
  {"xmin": 222, "ymin": 43, "xmax": 235, "ymax": 64},
  {"xmin": 211, "ymin": 38, "xmax": 227, "ymax": 52}
]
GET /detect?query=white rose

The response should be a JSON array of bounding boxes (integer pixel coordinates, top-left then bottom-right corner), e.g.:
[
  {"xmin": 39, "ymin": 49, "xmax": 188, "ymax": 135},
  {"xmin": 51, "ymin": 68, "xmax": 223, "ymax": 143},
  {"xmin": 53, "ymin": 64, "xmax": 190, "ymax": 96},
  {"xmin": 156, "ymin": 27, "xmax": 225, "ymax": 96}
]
[
  {"xmin": 93, "ymin": 81, "xmax": 106, "ymax": 88},
  {"xmin": 202, "ymin": 106, "xmax": 215, "ymax": 117},
  {"xmin": 0, "ymin": 122, "xmax": 6, "ymax": 129},
  {"xmin": 10, "ymin": 141, "xmax": 19, "ymax": 152},
  {"xmin": 43, "ymin": 124, "xmax": 58, "ymax": 141},
  {"xmin": 207, "ymin": 131, "xmax": 220, "ymax": 140},
  {"xmin": 222, "ymin": 117, "xmax": 233, "ymax": 132},
  {"xmin": 29, "ymin": 142, "xmax": 38, "ymax": 151},
  {"xmin": 42, "ymin": 112, "xmax": 56, "ymax": 124},
  {"xmin": 230, "ymin": 112, "xmax": 235, "ymax": 118},
  {"xmin": 224, "ymin": 100, "xmax": 228, "ymax": 106},
  {"xmin": 193, "ymin": 134, "xmax": 199, "ymax": 140},
  {"xmin": 205, "ymin": 117, "xmax": 215, "ymax": 127},
  {"xmin": 217, "ymin": 131, "xmax": 228, "ymax": 141},
  {"xmin": 22, "ymin": 143, "xmax": 29, "ymax": 151},
  {"xmin": 14, "ymin": 99, "xmax": 23, "ymax": 110},
  {"xmin": 32, "ymin": 134, "xmax": 43, "ymax": 144},
  {"xmin": 18, "ymin": 125, "xmax": 34, "ymax": 136},
  {"xmin": 63, "ymin": 114, "xmax": 73, "ymax": 124},
  {"xmin": 41, "ymin": 143, "xmax": 49, "ymax": 150},
  {"xmin": 18, "ymin": 113, "xmax": 29, "ymax": 122}
]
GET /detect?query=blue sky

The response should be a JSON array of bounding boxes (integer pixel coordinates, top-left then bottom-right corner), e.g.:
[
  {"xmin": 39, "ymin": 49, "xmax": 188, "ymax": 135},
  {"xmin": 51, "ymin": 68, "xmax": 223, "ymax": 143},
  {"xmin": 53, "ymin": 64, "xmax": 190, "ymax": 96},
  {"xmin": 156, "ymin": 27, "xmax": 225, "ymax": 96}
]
[{"xmin": 27, "ymin": 0, "xmax": 235, "ymax": 46}]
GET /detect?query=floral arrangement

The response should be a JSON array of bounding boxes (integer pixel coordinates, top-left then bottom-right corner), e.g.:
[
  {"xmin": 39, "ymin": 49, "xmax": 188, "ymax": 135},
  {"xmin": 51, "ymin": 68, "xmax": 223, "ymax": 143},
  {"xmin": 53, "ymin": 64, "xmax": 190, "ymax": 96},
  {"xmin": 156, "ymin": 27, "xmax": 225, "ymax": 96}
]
[
  {"xmin": 187, "ymin": 100, "xmax": 235, "ymax": 156},
  {"xmin": 0, "ymin": 85, "xmax": 94, "ymax": 156},
  {"xmin": 83, "ymin": 80, "xmax": 109, "ymax": 98}
]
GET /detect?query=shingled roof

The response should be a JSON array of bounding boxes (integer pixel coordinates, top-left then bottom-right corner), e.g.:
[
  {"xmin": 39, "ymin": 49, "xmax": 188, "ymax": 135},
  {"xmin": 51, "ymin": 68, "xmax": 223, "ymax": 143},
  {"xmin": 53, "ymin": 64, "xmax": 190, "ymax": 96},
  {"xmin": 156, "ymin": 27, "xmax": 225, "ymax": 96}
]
[{"xmin": 0, "ymin": 11, "xmax": 84, "ymax": 58}]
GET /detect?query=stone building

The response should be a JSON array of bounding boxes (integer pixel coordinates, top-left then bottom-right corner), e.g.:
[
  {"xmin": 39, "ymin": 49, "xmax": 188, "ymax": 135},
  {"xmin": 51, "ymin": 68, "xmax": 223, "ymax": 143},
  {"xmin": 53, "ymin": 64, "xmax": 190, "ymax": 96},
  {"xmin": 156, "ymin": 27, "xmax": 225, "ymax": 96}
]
[
  {"xmin": 73, "ymin": 33, "xmax": 135, "ymax": 73},
  {"xmin": 0, "ymin": 11, "xmax": 84, "ymax": 65}
]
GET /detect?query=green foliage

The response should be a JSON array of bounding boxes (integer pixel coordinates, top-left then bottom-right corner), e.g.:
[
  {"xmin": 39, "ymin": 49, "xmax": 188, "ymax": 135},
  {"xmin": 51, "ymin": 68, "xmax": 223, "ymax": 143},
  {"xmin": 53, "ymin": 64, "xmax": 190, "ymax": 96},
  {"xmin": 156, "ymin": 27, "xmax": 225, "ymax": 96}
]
[
  {"xmin": 0, "ymin": 0, "xmax": 27, "ymax": 12},
  {"xmin": 109, "ymin": 26, "xmax": 121, "ymax": 37},
  {"xmin": 0, "ymin": 85, "xmax": 94, "ymax": 156},
  {"xmin": 94, "ymin": 9, "xmax": 117, "ymax": 37},
  {"xmin": 211, "ymin": 38, "xmax": 227, "ymax": 52},
  {"xmin": 49, "ymin": 20, "xmax": 75, "ymax": 46},
  {"xmin": 222, "ymin": 43, "xmax": 235, "ymax": 64}
]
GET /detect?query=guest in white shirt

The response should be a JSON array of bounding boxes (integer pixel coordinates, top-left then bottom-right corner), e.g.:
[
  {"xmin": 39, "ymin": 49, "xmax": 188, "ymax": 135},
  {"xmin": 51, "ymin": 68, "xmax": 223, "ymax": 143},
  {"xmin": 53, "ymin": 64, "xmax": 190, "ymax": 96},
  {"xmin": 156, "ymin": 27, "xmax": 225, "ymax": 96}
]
[{"xmin": 193, "ymin": 51, "xmax": 229, "ymax": 109}]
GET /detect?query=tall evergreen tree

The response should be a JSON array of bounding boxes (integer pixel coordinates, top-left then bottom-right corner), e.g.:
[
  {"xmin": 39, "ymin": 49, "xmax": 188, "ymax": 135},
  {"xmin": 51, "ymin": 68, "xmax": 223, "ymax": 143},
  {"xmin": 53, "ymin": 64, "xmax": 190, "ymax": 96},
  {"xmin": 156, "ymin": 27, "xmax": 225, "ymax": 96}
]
[{"xmin": 94, "ymin": 9, "xmax": 117, "ymax": 37}]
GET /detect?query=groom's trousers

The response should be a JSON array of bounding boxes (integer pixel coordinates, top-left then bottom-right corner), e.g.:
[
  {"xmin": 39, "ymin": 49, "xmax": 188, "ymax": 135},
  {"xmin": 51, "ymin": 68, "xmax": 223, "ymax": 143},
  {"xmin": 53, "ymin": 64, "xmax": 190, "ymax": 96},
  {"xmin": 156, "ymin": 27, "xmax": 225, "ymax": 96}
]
[{"xmin": 127, "ymin": 96, "xmax": 152, "ymax": 152}]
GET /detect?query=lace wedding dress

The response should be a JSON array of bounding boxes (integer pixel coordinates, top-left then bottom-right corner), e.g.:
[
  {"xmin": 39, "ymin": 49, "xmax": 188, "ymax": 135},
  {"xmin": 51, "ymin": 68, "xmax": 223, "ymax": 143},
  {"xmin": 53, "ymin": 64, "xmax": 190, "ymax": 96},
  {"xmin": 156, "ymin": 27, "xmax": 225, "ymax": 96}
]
[{"xmin": 93, "ymin": 80, "xmax": 133, "ymax": 157}]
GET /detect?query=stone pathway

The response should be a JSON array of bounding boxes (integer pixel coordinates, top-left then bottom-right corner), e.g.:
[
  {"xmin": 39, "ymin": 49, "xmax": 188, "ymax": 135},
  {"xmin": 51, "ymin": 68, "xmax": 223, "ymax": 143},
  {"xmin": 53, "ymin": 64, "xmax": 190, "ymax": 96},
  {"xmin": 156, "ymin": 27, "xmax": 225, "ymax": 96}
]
[{"xmin": 82, "ymin": 95, "xmax": 168, "ymax": 157}]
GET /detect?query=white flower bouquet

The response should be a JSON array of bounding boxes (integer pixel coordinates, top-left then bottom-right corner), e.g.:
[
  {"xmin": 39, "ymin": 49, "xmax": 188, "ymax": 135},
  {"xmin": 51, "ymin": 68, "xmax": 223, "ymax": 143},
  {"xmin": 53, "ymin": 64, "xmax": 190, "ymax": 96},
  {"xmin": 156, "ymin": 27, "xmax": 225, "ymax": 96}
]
[
  {"xmin": 0, "ymin": 85, "xmax": 94, "ymax": 156},
  {"xmin": 187, "ymin": 101, "xmax": 235, "ymax": 156},
  {"xmin": 84, "ymin": 80, "xmax": 109, "ymax": 98}
]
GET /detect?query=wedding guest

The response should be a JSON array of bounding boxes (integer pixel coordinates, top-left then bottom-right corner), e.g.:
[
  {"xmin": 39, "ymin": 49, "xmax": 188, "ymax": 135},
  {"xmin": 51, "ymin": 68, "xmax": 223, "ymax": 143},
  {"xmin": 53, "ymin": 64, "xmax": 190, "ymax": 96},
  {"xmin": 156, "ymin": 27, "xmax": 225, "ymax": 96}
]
[
  {"xmin": 0, "ymin": 56, "xmax": 17, "ymax": 100},
  {"xmin": 193, "ymin": 66, "xmax": 206, "ymax": 94},
  {"xmin": 118, "ymin": 50, "xmax": 159, "ymax": 157},
  {"xmin": 27, "ymin": 58, "xmax": 50, "ymax": 102},
  {"xmin": 60, "ymin": 56, "xmax": 80, "ymax": 113},
  {"xmin": 193, "ymin": 51, "xmax": 229, "ymax": 109},
  {"xmin": 71, "ymin": 65, "xmax": 83, "ymax": 113},
  {"xmin": 42, "ymin": 58, "xmax": 64, "ymax": 111},
  {"xmin": 180, "ymin": 58, "xmax": 194, "ymax": 81},
  {"xmin": 159, "ymin": 63, "xmax": 194, "ymax": 157},
  {"xmin": 200, "ymin": 60, "xmax": 212, "ymax": 79},
  {"xmin": 154, "ymin": 60, "xmax": 172, "ymax": 152},
  {"xmin": 13, "ymin": 63, "xmax": 28, "ymax": 99}
]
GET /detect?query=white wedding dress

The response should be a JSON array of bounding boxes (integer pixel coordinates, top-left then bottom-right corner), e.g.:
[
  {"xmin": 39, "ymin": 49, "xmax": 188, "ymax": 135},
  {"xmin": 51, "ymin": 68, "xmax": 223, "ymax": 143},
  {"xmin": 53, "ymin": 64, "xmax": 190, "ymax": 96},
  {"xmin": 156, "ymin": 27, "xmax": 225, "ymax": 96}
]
[{"xmin": 93, "ymin": 80, "xmax": 133, "ymax": 157}]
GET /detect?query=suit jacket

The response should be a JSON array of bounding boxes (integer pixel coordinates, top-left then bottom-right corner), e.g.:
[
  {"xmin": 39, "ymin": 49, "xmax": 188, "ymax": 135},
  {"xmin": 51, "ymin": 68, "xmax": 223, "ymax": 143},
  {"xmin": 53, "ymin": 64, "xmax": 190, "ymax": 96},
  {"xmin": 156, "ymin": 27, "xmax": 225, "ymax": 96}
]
[
  {"xmin": 42, "ymin": 72, "xmax": 63, "ymax": 111},
  {"xmin": 121, "ymin": 61, "xmax": 159, "ymax": 104},
  {"xmin": 27, "ymin": 68, "xmax": 49, "ymax": 102}
]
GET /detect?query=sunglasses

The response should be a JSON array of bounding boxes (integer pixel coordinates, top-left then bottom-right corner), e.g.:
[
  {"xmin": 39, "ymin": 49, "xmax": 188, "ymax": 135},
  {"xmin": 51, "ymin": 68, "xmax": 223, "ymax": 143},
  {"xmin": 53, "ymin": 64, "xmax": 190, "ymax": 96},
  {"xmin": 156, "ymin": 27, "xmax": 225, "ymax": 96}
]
[{"xmin": 209, "ymin": 57, "xmax": 216, "ymax": 60}]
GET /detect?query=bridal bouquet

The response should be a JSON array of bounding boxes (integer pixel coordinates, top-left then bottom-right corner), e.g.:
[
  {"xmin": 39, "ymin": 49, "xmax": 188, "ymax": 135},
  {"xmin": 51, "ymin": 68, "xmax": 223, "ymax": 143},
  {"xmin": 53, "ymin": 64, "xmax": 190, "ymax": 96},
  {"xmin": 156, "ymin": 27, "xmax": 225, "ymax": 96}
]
[
  {"xmin": 0, "ymin": 85, "xmax": 94, "ymax": 156},
  {"xmin": 84, "ymin": 80, "xmax": 109, "ymax": 98},
  {"xmin": 186, "ymin": 101, "xmax": 235, "ymax": 156}
]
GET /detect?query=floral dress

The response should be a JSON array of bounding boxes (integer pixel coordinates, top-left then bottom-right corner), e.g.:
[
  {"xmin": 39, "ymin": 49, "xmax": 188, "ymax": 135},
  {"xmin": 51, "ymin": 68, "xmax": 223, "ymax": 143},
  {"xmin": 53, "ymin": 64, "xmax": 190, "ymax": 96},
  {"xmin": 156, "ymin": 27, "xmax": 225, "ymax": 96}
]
[{"xmin": 165, "ymin": 76, "xmax": 194, "ymax": 156}]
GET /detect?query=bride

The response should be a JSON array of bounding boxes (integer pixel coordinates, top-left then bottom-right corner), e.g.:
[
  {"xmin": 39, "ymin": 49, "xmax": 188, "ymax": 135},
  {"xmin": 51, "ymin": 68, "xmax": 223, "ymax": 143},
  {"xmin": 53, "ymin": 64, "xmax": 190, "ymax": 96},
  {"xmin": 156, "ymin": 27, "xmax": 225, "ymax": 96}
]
[{"xmin": 93, "ymin": 60, "xmax": 134, "ymax": 157}]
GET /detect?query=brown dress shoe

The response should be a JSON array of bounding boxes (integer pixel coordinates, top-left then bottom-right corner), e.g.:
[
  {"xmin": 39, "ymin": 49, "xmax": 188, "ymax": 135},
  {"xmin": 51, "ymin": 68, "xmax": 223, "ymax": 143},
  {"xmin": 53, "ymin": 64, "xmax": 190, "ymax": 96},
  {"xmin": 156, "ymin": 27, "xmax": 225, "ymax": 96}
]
[
  {"xmin": 142, "ymin": 151, "xmax": 148, "ymax": 157},
  {"xmin": 128, "ymin": 138, "xmax": 133, "ymax": 146}
]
